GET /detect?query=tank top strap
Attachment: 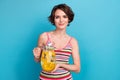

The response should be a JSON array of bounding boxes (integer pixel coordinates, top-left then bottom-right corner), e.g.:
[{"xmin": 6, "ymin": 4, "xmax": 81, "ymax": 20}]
[
  {"xmin": 46, "ymin": 32, "xmax": 50, "ymax": 40},
  {"xmin": 68, "ymin": 37, "xmax": 72, "ymax": 44},
  {"xmin": 64, "ymin": 37, "xmax": 72, "ymax": 49},
  {"xmin": 46, "ymin": 32, "xmax": 51, "ymax": 45}
]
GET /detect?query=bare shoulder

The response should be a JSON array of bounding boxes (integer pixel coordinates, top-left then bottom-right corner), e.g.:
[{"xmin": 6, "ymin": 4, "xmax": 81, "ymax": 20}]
[
  {"xmin": 38, "ymin": 32, "xmax": 48, "ymax": 46},
  {"xmin": 39, "ymin": 32, "xmax": 47, "ymax": 39},
  {"xmin": 69, "ymin": 37, "xmax": 79, "ymax": 49},
  {"xmin": 71, "ymin": 37, "xmax": 78, "ymax": 45}
]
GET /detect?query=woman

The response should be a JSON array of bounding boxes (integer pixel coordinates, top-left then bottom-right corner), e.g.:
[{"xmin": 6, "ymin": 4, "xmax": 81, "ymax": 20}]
[{"xmin": 33, "ymin": 4, "xmax": 80, "ymax": 80}]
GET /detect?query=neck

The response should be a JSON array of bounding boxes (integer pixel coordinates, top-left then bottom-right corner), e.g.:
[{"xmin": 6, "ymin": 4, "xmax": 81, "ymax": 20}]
[{"xmin": 52, "ymin": 29, "xmax": 67, "ymax": 38}]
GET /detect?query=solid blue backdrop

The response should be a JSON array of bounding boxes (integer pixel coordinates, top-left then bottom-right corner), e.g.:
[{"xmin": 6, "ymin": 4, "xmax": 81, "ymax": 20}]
[{"xmin": 0, "ymin": 0, "xmax": 120, "ymax": 80}]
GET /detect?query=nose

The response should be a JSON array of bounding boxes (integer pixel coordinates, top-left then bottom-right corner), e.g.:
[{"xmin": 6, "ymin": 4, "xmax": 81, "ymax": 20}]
[{"xmin": 60, "ymin": 17, "xmax": 63, "ymax": 22}]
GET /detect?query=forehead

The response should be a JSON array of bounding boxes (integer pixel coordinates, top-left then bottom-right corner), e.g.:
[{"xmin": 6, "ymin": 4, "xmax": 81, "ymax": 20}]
[{"xmin": 55, "ymin": 9, "xmax": 66, "ymax": 16}]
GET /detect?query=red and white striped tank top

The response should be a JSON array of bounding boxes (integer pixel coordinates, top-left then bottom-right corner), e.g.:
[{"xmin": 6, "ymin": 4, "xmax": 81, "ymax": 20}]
[{"xmin": 39, "ymin": 32, "xmax": 73, "ymax": 80}]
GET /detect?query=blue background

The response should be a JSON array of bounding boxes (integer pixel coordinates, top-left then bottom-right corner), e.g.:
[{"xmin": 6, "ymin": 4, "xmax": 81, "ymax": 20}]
[{"xmin": 0, "ymin": 0, "xmax": 120, "ymax": 80}]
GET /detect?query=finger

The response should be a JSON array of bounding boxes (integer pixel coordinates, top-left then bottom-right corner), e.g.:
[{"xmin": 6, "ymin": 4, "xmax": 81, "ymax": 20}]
[
  {"xmin": 33, "ymin": 48, "xmax": 37, "ymax": 52},
  {"xmin": 33, "ymin": 49, "xmax": 38, "ymax": 54},
  {"xmin": 51, "ymin": 64, "xmax": 58, "ymax": 73},
  {"xmin": 37, "ymin": 47, "xmax": 41, "ymax": 51}
]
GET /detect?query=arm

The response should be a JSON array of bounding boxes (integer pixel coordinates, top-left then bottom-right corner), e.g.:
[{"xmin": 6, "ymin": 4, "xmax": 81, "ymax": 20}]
[
  {"xmin": 33, "ymin": 32, "xmax": 47, "ymax": 62},
  {"xmin": 59, "ymin": 38, "xmax": 81, "ymax": 73}
]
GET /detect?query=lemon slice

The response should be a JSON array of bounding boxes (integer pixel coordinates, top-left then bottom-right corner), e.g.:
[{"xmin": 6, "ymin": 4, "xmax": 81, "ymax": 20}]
[{"xmin": 41, "ymin": 47, "xmax": 56, "ymax": 72}]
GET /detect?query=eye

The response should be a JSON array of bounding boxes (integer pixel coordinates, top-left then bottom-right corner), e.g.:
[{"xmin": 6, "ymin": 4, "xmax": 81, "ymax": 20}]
[
  {"xmin": 55, "ymin": 16, "xmax": 59, "ymax": 19},
  {"xmin": 63, "ymin": 15, "xmax": 68, "ymax": 18}
]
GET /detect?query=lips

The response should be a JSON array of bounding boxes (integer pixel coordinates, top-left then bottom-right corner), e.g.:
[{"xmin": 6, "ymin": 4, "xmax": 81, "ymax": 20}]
[{"xmin": 59, "ymin": 24, "xmax": 64, "ymax": 26}]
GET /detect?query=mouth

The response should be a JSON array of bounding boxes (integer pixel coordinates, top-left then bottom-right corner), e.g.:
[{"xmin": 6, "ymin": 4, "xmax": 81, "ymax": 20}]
[{"xmin": 59, "ymin": 24, "xmax": 64, "ymax": 26}]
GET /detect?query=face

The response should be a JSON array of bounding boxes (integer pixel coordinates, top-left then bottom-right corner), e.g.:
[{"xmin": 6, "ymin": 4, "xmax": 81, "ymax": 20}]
[{"xmin": 54, "ymin": 9, "xmax": 69, "ymax": 29}]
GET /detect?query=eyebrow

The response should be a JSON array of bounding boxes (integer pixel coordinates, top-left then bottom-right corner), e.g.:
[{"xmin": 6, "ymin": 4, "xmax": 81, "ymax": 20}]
[{"xmin": 55, "ymin": 14, "xmax": 67, "ymax": 16}]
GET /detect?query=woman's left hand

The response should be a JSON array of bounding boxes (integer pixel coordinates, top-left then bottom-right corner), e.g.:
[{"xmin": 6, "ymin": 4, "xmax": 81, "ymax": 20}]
[{"xmin": 51, "ymin": 64, "xmax": 60, "ymax": 73}]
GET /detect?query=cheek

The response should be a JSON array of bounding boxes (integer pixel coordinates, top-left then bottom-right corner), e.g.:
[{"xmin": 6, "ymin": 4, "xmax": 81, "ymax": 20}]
[
  {"xmin": 65, "ymin": 18, "xmax": 69, "ymax": 22},
  {"xmin": 54, "ymin": 19, "xmax": 59, "ymax": 23}
]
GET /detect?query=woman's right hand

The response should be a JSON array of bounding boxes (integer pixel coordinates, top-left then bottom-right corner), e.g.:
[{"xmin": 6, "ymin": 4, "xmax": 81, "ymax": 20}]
[{"xmin": 33, "ymin": 47, "xmax": 41, "ymax": 58}]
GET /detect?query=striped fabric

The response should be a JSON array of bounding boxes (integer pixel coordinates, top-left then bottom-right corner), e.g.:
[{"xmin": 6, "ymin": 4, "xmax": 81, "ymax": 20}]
[{"xmin": 39, "ymin": 32, "xmax": 73, "ymax": 80}]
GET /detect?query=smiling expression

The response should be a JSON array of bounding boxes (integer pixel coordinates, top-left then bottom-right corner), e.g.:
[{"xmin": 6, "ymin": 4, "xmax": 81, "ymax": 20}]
[{"xmin": 54, "ymin": 9, "xmax": 69, "ymax": 29}]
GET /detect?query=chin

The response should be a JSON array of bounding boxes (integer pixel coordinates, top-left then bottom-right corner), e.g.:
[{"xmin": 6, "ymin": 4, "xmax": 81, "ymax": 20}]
[
  {"xmin": 59, "ymin": 26, "xmax": 66, "ymax": 29},
  {"xmin": 58, "ymin": 25, "xmax": 67, "ymax": 28}
]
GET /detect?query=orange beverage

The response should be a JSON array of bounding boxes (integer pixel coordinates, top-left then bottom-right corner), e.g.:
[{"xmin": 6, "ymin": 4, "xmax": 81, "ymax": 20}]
[{"xmin": 41, "ymin": 46, "xmax": 56, "ymax": 72}]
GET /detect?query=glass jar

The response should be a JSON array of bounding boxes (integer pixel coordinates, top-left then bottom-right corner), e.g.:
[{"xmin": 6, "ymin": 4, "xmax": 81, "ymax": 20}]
[{"xmin": 41, "ymin": 45, "xmax": 56, "ymax": 72}]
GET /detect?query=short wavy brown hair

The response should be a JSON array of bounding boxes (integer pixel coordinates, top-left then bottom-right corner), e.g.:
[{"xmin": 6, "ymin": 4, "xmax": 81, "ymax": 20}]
[{"xmin": 48, "ymin": 4, "xmax": 74, "ymax": 26}]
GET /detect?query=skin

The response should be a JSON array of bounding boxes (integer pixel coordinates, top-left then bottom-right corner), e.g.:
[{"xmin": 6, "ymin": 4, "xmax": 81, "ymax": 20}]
[{"xmin": 33, "ymin": 9, "xmax": 80, "ymax": 73}]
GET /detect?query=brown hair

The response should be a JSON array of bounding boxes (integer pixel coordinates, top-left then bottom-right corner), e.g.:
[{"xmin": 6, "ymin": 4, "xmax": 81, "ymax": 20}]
[{"xmin": 48, "ymin": 4, "xmax": 74, "ymax": 26}]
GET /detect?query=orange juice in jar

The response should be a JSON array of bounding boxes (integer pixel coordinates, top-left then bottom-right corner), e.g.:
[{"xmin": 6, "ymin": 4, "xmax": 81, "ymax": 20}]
[{"xmin": 41, "ymin": 45, "xmax": 56, "ymax": 72}]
